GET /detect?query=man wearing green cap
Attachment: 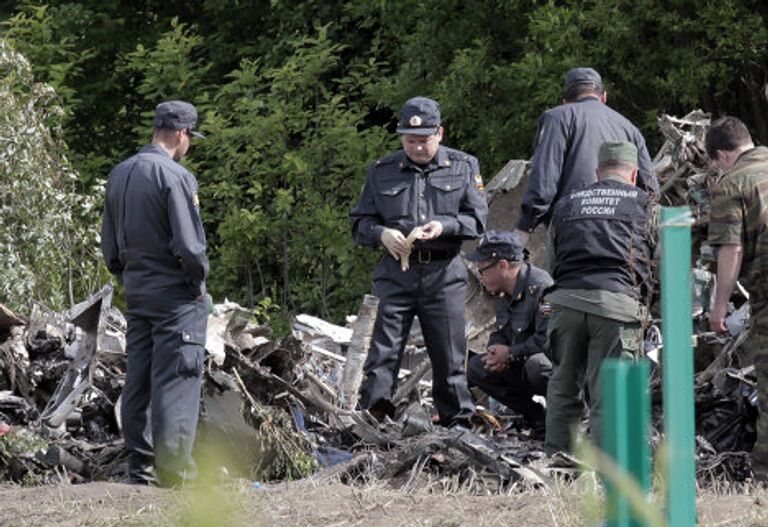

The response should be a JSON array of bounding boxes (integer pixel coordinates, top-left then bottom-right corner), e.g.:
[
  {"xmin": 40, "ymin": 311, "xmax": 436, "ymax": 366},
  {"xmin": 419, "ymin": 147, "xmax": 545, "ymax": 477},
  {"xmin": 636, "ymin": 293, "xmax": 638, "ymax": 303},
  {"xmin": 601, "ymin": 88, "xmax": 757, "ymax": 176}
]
[{"xmin": 544, "ymin": 141, "xmax": 654, "ymax": 453}]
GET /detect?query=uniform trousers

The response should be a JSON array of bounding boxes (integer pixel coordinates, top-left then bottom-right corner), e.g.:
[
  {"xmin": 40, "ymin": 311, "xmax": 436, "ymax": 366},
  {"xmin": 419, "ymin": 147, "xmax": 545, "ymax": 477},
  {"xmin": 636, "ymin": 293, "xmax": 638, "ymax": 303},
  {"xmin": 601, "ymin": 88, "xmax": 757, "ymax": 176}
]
[
  {"xmin": 545, "ymin": 305, "xmax": 642, "ymax": 453},
  {"xmin": 122, "ymin": 287, "xmax": 208, "ymax": 486},
  {"xmin": 751, "ymin": 303, "xmax": 768, "ymax": 479},
  {"xmin": 468, "ymin": 352, "xmax": 551, "ymax": 427},
  {"xmin": 359, "ymin": 255, "xmax": 475, "ymax": 424}
]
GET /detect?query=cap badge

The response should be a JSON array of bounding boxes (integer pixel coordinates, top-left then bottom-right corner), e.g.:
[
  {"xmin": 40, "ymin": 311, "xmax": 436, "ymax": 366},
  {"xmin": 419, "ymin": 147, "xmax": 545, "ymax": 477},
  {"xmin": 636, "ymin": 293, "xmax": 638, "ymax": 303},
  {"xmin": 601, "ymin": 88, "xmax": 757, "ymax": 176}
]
[{"xmin": 409, "ymin": 115, "xmax": 423, "ymax": 127}]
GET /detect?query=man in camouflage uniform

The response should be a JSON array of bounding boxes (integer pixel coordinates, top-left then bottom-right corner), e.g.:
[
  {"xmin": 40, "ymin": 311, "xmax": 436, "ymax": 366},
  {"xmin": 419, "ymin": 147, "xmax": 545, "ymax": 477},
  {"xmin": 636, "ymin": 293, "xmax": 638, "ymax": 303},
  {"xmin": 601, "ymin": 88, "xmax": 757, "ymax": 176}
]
[
  {"xmin": 707, "ymin": 116, "xmax": 768, "ymax": 480},
  {"xmin": 545, "ymin": 141, "xmax": 654, "ymax": 454}
]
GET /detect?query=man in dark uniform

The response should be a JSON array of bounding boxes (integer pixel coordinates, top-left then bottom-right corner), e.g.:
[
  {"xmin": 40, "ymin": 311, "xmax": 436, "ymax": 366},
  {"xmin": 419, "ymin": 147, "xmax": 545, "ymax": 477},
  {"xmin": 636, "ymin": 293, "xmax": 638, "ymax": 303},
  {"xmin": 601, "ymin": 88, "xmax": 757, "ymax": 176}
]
[
  {"xmin": 350, "ymin": 96, "xmax": 488, "ymax": 426},
  {"xmin": 545, "ymin": 141, "xmax": 653, "ymax": 453},
  {"xmin": 514, "ymin": 67, "xmax": 658, "ymax": 251},
  {"xmin": 465, "ymin": 231, "xmax": 553, "ymax": 438},
  {"xmin": 101, "ymin": 100, "xmax": 209, "ymax": 486}
]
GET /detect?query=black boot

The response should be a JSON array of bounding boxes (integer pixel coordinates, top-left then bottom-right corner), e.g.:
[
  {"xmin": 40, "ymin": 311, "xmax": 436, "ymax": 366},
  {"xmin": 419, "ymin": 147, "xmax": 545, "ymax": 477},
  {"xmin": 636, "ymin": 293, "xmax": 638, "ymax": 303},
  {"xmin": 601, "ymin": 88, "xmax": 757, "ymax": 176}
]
[{"xmin": 127, "ymin": 451, "xmax": 156, "ymax": 485}]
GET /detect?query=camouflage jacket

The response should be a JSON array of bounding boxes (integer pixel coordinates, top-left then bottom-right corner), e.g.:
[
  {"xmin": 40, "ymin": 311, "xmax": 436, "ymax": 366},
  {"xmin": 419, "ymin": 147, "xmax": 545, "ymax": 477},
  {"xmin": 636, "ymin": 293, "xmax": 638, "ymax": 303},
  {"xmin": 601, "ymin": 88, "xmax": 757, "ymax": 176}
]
[{"xmin": 709, "ymin": 146, "xmax": 768, "ymax": 304}]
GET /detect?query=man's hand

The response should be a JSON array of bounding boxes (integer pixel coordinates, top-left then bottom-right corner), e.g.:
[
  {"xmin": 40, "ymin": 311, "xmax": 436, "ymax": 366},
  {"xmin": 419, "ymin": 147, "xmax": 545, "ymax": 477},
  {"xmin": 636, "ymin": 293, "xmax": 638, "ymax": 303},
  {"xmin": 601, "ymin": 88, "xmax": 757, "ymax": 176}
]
[
  {"xmin": 709, "ymin": 301, "xmax": 729, "ymax": 334},
  {"xmin": 710, "ymin": 244, "xmax": 743, "ymax": 335},
  {"xmin": 381, "ymin": 228, "xmax": 409, "ymax": 260},
  {"xmin": 482, "ymin": 344, "xmax": 511, "ymax": 372},
  {"xmin": 418, "ymin": 220, "xmax": 443, "ymax": 240},
  {"xmin": 512, "ymin": 228, "xmax": 530, "ymax": 247}
]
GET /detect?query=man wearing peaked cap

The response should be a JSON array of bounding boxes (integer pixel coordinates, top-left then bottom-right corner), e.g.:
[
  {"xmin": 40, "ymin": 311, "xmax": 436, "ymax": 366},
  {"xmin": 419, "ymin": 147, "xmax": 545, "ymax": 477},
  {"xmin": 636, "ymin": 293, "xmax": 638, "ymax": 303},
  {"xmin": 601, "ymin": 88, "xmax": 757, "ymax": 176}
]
[
  {"xmin": 514, "ymin": 67, "xmax": 658, "ymax": 265},
  {"xmin": 544, "ymin": 140, "xmax": 654, "ymax": 454},
  {"xmin": 395, "ymin": 96, "xmax": 442, "ymax": 136},
  {"xmin": 465, "ymin": 231, "xmax": 553, "ymax": 439},
  {"xmin": 154, "ymin": 100, "xmax": 206, "ymax": 139},
  {"xmin": 101, "ymin": 100, "xmax": 208, "ymax": 486},
  {"xmin": 350, "ymin": 96, "xmax": 488, "ymax": 427}
]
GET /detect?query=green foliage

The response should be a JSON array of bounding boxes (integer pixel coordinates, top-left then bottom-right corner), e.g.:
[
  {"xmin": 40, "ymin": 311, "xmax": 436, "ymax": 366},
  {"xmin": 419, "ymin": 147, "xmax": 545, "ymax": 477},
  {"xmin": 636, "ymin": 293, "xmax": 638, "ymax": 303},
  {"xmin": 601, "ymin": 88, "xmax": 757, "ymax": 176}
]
[
  {"xmin": 0, "ymin": 40, "xmax": 103, "ymax": 313},
  {"xmin": 1, "ymin": 4, "xmax": 94, "ymax": 109},
  {"xmin": 2, "ymin": 0, "xmax": 768, "ymax": 323},
  {"xmin": 0, "ymin": 426, "xmax": 49, "ymax": 485},
  {"xmin": 120, "ymin": 17, "xmax": 211, "ymax": 142},
  {"xmin": 194, "ymin": 26, "xmax": 388, "ymax": 320}
]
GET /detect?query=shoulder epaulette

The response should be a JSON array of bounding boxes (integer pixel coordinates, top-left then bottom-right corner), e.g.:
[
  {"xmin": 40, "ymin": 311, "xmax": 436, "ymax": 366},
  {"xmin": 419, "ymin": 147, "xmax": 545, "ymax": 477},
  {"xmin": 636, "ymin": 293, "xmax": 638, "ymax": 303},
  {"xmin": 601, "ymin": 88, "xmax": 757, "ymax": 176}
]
[
  {"xmin": 374, "ymin": 151, "xmax": 400, "ymax": 167},
  {"xmin": 447, "ymin": 150, "xmax": 473, "ymax": 163}
]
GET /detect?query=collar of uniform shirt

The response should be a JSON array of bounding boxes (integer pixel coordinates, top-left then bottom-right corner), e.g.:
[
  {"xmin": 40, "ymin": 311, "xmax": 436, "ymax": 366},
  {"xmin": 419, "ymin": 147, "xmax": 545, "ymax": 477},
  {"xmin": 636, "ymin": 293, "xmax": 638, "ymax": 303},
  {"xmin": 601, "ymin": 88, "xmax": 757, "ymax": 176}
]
[
  {"xmin": 144, "ymin": 143, "xmax": 172, "ymax": 158},
  {"xmin": 574, "ymin": 95, "xmax": 601, "ymax": 104},
  {"xmin": 506, "ymin": 262, "xmax": 531, "ymax": 302},
  {"xmin": 735, "ymin": 146, "xmax": 761, "ymax": 165},
  {"xmin": 401, "ymin": 146, "xmax": 449, "ymax": 172}
]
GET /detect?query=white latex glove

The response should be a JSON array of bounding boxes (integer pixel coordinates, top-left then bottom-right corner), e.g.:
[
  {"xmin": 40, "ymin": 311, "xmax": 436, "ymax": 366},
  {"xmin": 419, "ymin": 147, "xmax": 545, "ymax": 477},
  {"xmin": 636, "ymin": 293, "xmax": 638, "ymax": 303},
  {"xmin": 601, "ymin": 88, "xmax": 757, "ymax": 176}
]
[{"xmin": 381, "ymin": 228, "xmax": 409, "ymax": 260}]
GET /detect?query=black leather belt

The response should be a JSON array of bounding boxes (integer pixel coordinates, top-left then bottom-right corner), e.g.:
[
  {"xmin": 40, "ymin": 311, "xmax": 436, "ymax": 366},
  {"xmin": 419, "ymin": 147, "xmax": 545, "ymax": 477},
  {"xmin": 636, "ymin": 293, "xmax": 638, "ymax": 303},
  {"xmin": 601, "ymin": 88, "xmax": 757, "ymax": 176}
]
[{"xmin": 409, "ymin": 249, "xmax": 458, "ymax": 264}]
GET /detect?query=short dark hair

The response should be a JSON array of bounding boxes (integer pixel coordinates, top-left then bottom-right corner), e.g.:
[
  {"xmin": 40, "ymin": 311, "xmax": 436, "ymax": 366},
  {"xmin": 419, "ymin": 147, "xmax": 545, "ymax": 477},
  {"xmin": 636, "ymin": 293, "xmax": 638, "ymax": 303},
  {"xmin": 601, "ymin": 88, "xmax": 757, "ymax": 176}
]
[
  {"xmin": 705, "ymin": 116, "xmax": 752, "ymax": 158},
  {"xmin": 564, "ymin": 81, "xmax": 604, "ymax": 102}
]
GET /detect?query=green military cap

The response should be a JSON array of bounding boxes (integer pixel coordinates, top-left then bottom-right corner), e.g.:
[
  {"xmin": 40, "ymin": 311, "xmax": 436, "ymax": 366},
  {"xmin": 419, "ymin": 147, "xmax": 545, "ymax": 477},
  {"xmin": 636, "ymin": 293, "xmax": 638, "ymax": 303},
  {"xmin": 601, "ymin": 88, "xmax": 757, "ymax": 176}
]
[{"xmin": 598, "ymin": 141, "xmax": 638, "ymax": 165}]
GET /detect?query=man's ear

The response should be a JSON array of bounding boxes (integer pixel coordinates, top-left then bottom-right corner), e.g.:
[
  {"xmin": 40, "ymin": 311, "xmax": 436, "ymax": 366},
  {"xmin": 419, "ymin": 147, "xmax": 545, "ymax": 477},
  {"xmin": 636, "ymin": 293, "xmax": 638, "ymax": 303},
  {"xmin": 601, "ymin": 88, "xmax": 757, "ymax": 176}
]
[
  {"xmin": 630, "ymin": 166, "xmax": 638, "ymax": 185},
  {"xmin": 599, "ymin": 91, "xmax": 608, "ymax": 104}
]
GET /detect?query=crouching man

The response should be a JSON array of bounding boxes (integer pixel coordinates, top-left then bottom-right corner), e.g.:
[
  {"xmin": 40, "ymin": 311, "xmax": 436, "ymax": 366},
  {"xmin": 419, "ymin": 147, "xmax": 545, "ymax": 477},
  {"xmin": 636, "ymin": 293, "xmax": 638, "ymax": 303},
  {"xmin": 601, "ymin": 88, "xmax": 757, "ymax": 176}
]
[{"xmin": 466, "ymin": 231, "xmax": 553, "ymax": 437}]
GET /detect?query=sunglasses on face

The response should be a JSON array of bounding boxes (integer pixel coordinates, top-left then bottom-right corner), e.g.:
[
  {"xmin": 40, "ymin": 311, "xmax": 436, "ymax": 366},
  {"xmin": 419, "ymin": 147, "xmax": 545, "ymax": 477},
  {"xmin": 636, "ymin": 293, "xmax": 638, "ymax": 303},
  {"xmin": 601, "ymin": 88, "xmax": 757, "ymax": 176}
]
[{"xmin": 477, "ymin": 260, "xmax": 501, "ymax": 275}]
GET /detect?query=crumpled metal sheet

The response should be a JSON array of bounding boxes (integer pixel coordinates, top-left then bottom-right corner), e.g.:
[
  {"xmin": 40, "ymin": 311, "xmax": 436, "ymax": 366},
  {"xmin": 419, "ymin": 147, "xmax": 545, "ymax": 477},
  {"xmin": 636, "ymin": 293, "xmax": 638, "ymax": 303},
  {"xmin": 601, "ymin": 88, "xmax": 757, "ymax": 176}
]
[{"xmin": 40, "ymin": 284, "xmax": 112, "ymax": 428}]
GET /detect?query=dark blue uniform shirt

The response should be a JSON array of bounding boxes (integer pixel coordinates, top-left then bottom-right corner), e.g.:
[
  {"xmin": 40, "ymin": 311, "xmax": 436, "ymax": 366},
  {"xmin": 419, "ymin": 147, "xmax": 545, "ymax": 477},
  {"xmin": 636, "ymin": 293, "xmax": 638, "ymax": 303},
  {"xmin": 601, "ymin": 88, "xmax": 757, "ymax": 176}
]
[
  {"xmin": 518, "ymin": 97, "xmax": 658, "ymax": 232},
  {"xmin": 351, "ymin": 146, "xmax": 487, "ymax": 251},
  {"xmin": 488, "ymin": 263, "xmax": 553, "ymax": 358},
  {"xmin": 101, "ymin": 144, "xmax": 208, "ymax": 297}
]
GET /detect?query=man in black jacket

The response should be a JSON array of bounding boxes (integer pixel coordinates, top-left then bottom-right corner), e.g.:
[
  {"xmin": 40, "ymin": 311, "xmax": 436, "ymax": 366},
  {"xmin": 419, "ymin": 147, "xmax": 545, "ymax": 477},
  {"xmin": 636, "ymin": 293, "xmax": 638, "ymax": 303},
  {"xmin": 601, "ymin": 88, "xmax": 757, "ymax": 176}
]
[
  {"xmin": 544, "ymin": 141, "xmax": 653, "ymax": 453},
  {"xmin": 350, "ymin": 96, "xmax": 487, "ymax": 426},
  {"xmin": 101, "ymin": 100, "xmax": 209, "ymax": 486},
  {"xmin": 466, "ymin": 231, "xmax": 553, "ymax": 438},
  {"xmin": 514, "ymin": 67, "xmax": 658, "ymax": 254}
]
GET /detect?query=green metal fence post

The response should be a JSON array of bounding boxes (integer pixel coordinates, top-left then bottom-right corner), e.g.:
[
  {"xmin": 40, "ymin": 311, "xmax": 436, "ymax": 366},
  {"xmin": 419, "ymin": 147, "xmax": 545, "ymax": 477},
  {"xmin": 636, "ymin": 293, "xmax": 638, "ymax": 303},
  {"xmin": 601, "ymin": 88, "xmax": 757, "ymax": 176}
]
[
  {"xmin": 602, "ymin": 359, "xmax": 651, "ymax": 527},
  {"xmin": 660, "ymin": 206, "xmax": 696, "ymax": 526}
]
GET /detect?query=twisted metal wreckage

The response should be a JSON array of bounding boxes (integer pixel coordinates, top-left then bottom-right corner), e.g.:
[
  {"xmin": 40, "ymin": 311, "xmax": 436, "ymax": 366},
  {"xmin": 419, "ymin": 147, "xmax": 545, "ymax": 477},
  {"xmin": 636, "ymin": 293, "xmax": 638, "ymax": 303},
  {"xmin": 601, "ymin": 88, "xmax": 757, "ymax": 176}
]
[{"xmin": 0, "ymin": 111, "xmax": 758, "ymax": 491}]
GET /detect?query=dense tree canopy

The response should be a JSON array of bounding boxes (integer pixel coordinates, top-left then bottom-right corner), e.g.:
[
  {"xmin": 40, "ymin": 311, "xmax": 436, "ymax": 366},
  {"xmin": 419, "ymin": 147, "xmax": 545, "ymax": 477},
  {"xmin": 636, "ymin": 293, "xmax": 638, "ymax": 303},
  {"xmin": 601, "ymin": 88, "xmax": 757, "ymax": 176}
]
[{"xmin": 1, "ymin": 0, "xmax": 767, "ymax": 323}]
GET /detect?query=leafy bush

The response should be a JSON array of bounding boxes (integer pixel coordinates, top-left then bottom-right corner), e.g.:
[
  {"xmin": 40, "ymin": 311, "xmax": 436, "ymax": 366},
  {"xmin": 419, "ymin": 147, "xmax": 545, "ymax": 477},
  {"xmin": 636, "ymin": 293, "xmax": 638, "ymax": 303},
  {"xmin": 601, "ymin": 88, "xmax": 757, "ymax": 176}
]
[{"xmin": 0, "ymin": 40, "xmax": 103, "ymax": 312}]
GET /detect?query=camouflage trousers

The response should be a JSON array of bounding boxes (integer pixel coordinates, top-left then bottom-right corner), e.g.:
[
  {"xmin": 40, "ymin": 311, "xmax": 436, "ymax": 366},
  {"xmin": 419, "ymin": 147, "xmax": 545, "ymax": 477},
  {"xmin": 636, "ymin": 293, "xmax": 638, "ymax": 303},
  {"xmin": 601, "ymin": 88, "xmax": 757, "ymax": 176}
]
[{"xmin": 751, "ymin": 303, "xmax": 768, "ymax": 477}]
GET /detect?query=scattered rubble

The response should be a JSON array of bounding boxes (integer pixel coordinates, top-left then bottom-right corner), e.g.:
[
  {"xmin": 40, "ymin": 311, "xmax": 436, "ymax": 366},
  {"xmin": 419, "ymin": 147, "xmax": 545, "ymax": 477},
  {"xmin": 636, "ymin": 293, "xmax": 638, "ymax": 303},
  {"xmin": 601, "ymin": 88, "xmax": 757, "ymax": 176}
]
[{"xmin": 0, "ymin": 111, "xmax": 762, "ymax": 492}]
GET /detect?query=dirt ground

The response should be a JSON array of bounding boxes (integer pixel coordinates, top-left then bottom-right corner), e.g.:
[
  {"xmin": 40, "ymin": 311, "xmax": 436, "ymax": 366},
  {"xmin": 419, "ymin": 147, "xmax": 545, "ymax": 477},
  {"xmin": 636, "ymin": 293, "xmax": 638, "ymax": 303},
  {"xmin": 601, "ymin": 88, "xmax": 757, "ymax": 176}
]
[{"xmin": 1, "ymin": 479, "xmax": 767, "ymax": 527}]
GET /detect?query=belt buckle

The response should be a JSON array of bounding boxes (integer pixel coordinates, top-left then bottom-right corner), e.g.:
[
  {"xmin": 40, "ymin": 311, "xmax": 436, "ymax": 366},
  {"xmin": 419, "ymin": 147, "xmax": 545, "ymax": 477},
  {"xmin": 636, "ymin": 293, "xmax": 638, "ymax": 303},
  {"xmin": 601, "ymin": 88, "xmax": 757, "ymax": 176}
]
[{"xmin": 418, "ymin": 249, "xmax": 431, "ymax": 264}]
